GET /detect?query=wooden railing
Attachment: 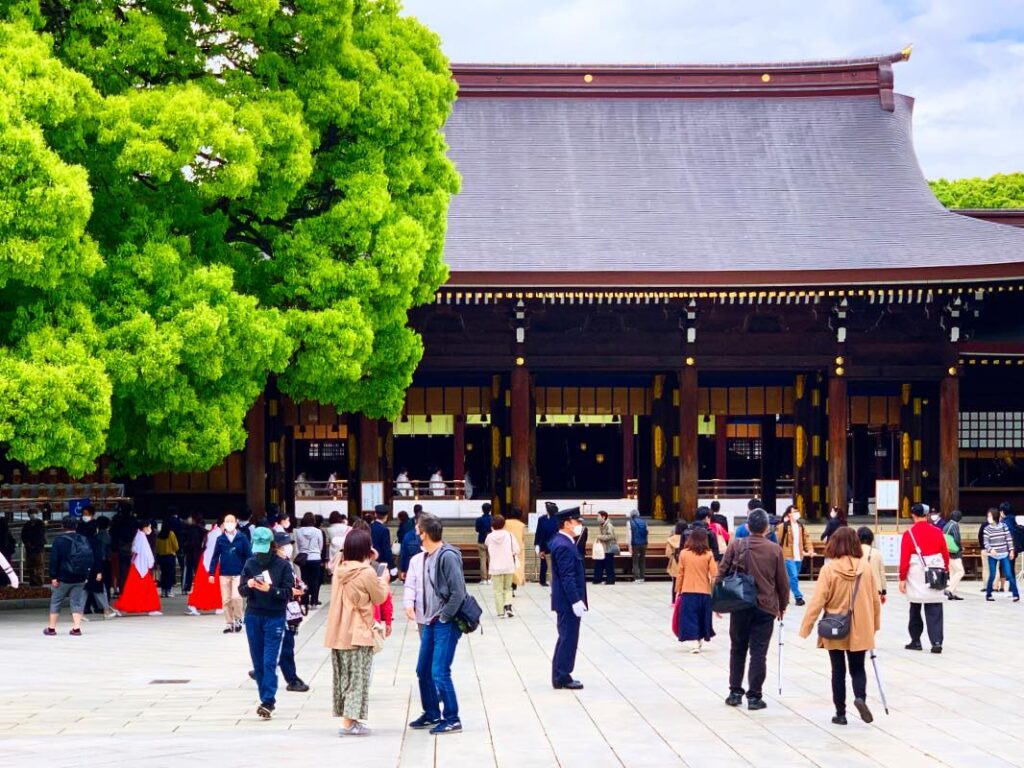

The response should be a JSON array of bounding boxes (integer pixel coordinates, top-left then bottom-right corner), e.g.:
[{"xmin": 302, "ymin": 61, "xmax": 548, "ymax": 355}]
[
  {"xmin": 393, "ymin": 480, "xmax": 466, "ymax": 500},
  {"xmin": 295, "ymin": 480, "xmax": 349, "ymax": 500}
]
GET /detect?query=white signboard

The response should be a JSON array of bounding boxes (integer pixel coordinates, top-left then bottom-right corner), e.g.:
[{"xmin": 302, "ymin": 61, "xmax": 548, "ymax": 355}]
[
  {"xmin": 876, "ymin": 534, "xmax": 903, "ymax": 567},
  {"xmin": 360, "ymin": 481, "xmax": 384, "ymax": 512},
  {"xmin": 875, "ymin": 480, "xmax": 900, "ymax": 511}
]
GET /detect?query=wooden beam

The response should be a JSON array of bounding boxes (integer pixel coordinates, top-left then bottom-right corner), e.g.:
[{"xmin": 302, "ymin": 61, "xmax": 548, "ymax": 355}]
[
  {"xmin": 828, "ymin": 376, "xmax": 848, "ymax": 513},
  {"xmin": 940, "ymin": 376, "xmax": 960, "ymax": 514},
  {"xmin": 679, "ymin": 366, "xmax": 699, "ymax": 521},
  {"xmin": 453, "ymin": 415, "xmax": 466, "ymax": 488}
]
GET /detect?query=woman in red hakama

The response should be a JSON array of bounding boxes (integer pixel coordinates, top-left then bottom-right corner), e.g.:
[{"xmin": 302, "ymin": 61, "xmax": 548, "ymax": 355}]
[
  {"xmin": 187, "ymin": 524, "xmax": 224, "ymax": 614},
  {"xmin": 115, "ymin": 524, "xmax": 162, "ymax": 615}
]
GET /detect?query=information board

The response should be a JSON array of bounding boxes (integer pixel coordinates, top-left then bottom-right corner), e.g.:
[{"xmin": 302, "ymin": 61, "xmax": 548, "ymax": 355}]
[
  {"xmin": 876, "ymin": 534, "xmax": 903, "ymax": 566},
  {"xmin": 360, "ymin": 481, "xmax": 384, "ymax": 512},
  {"xmin": 875, "ymin": 480, "xmax": 900, "ymax": 511}
]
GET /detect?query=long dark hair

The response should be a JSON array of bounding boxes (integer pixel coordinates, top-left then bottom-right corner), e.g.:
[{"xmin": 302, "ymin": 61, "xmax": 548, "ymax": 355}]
[{"xmin": 158, "ymin": 519, "xmax": 172, "ymax": 540}]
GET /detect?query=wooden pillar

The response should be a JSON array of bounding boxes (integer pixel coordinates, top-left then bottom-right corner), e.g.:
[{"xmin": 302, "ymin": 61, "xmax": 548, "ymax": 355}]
[
  {"xmin": 714, "ymin": 415, "xmax": 728, "ymax": 487},
  {"xmin": 488, "ymin": 374, "xmax": 511, "ymax": 516},
  {"xmin": 792, "ymin": 373, "xmax": 825, "ymax": 519},
  {"xmin": 898, "ymin": 384, "xmax": 924, "ymax": 519},
  {"xmin": 510, "ymin": 365, "xmax": 533, "ymax": 515},
  {"xmin": 244, "ymin": 394, "xmax": 266, "ymax": 517},
  {"xmin": 358, "ymin": 414, "xmax": 380, "ymax": 513},
  {"xmin": 827, "ymin": 376, "xmax": 848, "ymax": 514},
  {"xmin": 679, "ymin": 366, "xmax": 699, "ymax": 521},
  {"xmin": 650, "ymin": 373, "xmax": 676, "ymax": 520},
  {"xmin": 940, "ymin": 375, "xmax": 960, "ymax": 514},
  {"xmin": 453, "ymin": 416, "xmax": 466, "ymax": 493},
  {"xmin": 622, "ymin": 415, "xmax": 635, "ymax": 495},
  {"xmin": 760, "ymin": 415, "xmax": 778, "ymax": 514}
]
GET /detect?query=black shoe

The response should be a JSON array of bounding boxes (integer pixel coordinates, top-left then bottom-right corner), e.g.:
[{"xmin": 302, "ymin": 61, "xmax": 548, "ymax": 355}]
[
  {"xmin": 409, "ymin": 714, "xmax": 442, "ymax": 730},
  {"xmin": 553, "ymin": 680, "xmax": 584, "ymax": 690},
  {"xmin": 987, "ymin": 596, "xmax": 995, "ymax": 601},
  {"xmin": 905, "ymin": 641, "xmax": 922, "ymax": 651},
  {"xmin": 725, "ymin": 692, "xmax": 744, "ymax": 707},
  {"xmin": 256, "ymin": 703, "xmax": 273, "ymax": 720},
  {"xmin": 43, "ymin": 628, "xmax": 56, "ymax": 636},
  {"xmin": 854, "ymin": 697, "xmax": 873, "ymax": 723},
  {"xmin": 832, "ymin": 715, "xmax": 848, "ymax": 725},
  {"xmin": 795, "ymin": 597, "xmax": 805, "ymax": 606},
  {"xmin": 747, "ymin": 698, "xmax": 767, "ymax": 711},
  {"xmin": 248, "ymin": 670, "xmax": 256, "ymax": 680},
  {"xmin": 952, "ymin": 594, "xmax": 964, "ymax": 601},
  {"xmin": 931, "ymin": 645, "xmax": 942, "ymax": 654},
  {"xmin": 223, "ymin": 627, "xmax": 235, "ymax": 634},
  {"xmin": 286, "ymin": 679, "xmax": 309, "ymax": 692}
]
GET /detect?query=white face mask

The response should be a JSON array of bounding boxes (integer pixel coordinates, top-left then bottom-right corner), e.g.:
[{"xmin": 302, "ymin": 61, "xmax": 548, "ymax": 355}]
[
  {"xmin": 830, "ymin": 511, "xmax": 838, "ymax": 518},
  {"xmin": 205, "ymin": 523, "xmax": 213, "ymax": 531},
  {"xmin": 571, "ymin": 524, "xmax": 583, "ymax": 537},
  {"xmin": 281, "ymin": 545, "xmax": 294, "ymax": 559},
  {"xmin": 82, "ymin": 516, "xmax": 93, "ymax": 523},
  {"xmin": 791, "ymin": 513, "xmax": 800, "ymax": 522},
  {"xmin": 224, "ymin": 522, "xmax": 237, "ymax": 532}
]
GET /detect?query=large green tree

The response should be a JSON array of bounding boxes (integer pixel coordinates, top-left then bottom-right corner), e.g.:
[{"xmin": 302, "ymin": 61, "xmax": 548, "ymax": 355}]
[
  {"xmin": 0, "ymin": 1, "xmax": 458, "ymax": 476},
  {"xmin": 930, "ymin": 172, "xmax": 1024, "ymax": 209}
]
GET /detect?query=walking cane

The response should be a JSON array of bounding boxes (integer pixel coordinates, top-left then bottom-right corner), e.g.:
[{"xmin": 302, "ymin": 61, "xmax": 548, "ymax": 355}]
[
  {"xmin": 777, "ymin": 618, "xmax": 784, "ymax": 696},
  {"xmin": 869, "ymin": 650, "xmax": 890, "ymax": 715}
]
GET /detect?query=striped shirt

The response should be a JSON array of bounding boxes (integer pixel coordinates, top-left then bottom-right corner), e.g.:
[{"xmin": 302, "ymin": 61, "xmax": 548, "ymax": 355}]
[{"xmin": 983, "ymin": 523, "xmax": 1014, "ymax": 558}]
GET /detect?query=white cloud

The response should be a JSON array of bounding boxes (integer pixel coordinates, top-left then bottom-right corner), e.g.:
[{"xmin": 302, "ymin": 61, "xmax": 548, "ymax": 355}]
[{"xmin": 401, "ymin": 0, "xmax": 1024, "ymax": 178}]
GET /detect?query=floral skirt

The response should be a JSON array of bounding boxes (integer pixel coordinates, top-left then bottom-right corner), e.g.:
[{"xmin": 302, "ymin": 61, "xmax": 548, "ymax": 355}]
[{"xmin": 332, "ymin": 647, "xmax": 375, "ymax": 721}]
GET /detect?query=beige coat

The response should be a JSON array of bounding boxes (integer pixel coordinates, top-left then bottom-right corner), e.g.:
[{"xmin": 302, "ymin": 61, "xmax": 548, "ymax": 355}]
[
  {"xmin": 776, "ymin": 521, "xmax": 813, "ymax": 561},
  {"xmin": 861, "ymin": 544, "xmax": 887, "ymax": 594},
  {"xmin": 323, "ymin": 561, "xmax": 389, "ymax": 650},
  {"xmin": 799, "ymin": 556, "xmax": 881, "ymax": 651},
  {"xmin": 504, "ymin": 519, "xmax": 527, "ymax": 585},
  {"xmin": 665, "ymin": 534, "xmax": 682, "ymax": 577}
]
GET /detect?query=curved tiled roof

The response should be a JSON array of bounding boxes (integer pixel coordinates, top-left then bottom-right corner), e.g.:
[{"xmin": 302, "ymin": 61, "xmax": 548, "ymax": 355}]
[{"xmin": 441, "ymin": 87, "xmax": 1024, "ymax": 287}]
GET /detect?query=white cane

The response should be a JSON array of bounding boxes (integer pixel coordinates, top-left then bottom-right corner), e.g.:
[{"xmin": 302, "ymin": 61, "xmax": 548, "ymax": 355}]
[
  {"xmin": 869, "ymin": 649, "xmax": 890, "ymax": 715},
  {"xmin": 777, "ymin": 618, "xmax": 784, "ymax": 696}
]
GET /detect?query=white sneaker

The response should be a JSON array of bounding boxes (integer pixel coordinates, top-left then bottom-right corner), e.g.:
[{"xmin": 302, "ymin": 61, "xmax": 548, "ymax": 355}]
[
  {"xmin": 148, "ymin": 611, "xmax": 163, "ymax": 616},
  {"xmin": 186, "ymin": 605, "xmax": 200, "ymax": 616},
  {"xmin": 215, "ymin": 609, "xmax": 224, "ymax": 615},
  {"xmin": 339, "ymin": 722, "xmax": 371, "ymax": 737}
]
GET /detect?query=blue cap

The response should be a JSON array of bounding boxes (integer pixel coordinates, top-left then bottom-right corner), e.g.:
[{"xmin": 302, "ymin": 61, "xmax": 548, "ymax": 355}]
[{"xmin": 252, "ymin": 527, "xmax": 273, "ymax": 554}]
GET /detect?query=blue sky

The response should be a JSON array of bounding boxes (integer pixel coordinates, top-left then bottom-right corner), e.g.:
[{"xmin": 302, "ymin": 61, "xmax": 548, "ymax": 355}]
[{"xmin": 401, "ymin": 0, "xmax": 1024, "ymax": 180}]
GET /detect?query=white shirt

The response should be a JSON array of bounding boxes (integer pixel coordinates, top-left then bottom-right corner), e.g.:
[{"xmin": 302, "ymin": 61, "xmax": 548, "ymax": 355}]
[
  {"xmin": 792, "ymin": 520, "xmax": 803, "ymax": 560},
  {"xmin": 402, "ymin": 552, "xmax": 427, "ymax": 624}
]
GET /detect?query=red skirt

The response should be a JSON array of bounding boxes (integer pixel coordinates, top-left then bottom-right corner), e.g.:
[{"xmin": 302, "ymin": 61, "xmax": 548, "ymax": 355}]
[
  {"xmin": 115, "ymin": 568, "xmax": 162, "ymax": 614},
  {"xmin": 187, "ymin": 562, "xmax": 222, "ymax": 611}
]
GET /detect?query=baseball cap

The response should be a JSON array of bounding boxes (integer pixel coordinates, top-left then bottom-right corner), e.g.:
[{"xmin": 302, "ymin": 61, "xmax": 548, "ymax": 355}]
[{"xmin": 252, "ymin": 526, "xmax": 273, "ymax": 554}]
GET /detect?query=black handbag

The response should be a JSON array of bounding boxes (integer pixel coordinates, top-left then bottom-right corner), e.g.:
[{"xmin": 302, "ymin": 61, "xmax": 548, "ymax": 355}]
[
  {"xmin": 817, "ymin": 572, "xmax": 862, "ymax": 640},
  {"xmin": 908, "ymin": 529, "xmax": 948, "ymax": 590},
  {"xmin": 293, "ymin": 552, "xmax": 309, "ymax": 567},
  {"xmin": 711, "ymin": 539, "xmax": 758, "ymax": 613}
]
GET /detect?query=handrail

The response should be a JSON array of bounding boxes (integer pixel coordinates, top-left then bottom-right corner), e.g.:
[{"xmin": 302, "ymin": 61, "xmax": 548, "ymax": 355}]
[
  {"xmin": 295, "ymin": 480, "xmax": 349, "ymax": 500},
  {"xmin": 394, "ymin": 479, "xmax": 466, "ymax": 500}
]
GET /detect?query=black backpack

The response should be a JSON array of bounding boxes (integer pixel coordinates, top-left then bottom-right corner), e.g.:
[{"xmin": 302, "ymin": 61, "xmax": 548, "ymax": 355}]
[{"xmin": 64, "ymin": 533, "xmax": 95, "ymax": 579}]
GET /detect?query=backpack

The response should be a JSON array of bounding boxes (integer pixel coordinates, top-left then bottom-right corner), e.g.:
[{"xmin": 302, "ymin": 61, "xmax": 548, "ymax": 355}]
[
  {"xmin": 64, "ymin": 533, "xmax": 95, "ymax": 579},
  {"xmin": 631, "ymin": 518, "xmax": 649, "ymax": 546}
]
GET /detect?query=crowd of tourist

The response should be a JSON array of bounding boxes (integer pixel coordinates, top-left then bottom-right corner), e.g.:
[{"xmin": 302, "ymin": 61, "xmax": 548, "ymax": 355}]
[{"xmin": 8, "ymin": 494, "xmax": 1024, "ymax": 739}]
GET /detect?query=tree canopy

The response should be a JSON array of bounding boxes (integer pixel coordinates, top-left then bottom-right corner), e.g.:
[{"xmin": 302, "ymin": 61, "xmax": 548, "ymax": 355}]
[
  {"xmin": 930, "ymin": 172, "xmax": 1024, "ymax": 209},
  {"xmin": 0, "ymin": 1, "xmax": 458, "ymax": 477}
]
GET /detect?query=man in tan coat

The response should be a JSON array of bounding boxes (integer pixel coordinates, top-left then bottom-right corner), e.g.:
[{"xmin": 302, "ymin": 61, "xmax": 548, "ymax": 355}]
[
  {"xmin": 776, "ymin": 505, "xmax": 813, "ymax": 607},
  {"xmin": 798, "ymin": 527, "xmax": 882, "ymax": 725}
]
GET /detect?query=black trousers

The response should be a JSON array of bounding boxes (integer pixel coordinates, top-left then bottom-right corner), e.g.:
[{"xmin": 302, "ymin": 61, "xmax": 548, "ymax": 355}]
[
  {"xmin": 552, "ymin": 609, "xmax": 581, "ymax": 686},
  {"xmin": 158, "ymin": 555, "xmax": 176, "ymax": 594},
  {"xmin": 728, "ymin": 607, "xmax": 775, "ymax": 699},
  {"xmin": 539, "ymin": 553, "xmax": 549, "ymax": 586},
  {"xmin": 908, "ymin": 602, "xmax": 943, "ymax": 646},
  {"xmin": 828, "ymin": 649, "xmax": 867, "ymax": 715},
  {"xmin": 300, "ymin": 561, "xmax": 324, "ymax": 605}
]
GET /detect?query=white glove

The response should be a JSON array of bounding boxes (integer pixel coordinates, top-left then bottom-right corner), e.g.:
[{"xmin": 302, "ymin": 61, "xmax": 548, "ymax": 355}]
[
  {"xmin": 572, "ymin": 600, "xmax": 586, "ymax": 618},
  {"xmin": 535, "ymin": 546, "xmax": 541, "ymax": 556}
]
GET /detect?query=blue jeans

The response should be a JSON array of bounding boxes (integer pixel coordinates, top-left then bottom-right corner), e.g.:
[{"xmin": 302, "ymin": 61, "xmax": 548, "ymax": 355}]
[
  {"xmin": 986, "ymin": 557, "xmax": 1020, "ymax": 598},
  {"xmin": 279, "ymin": 628, "xmax": 297, "ymax": 684},
  {"xmin": 785, "ymin": 560, "xmax": 803, "ymax": 600},
  {"xmin": 245, "ymin": 614, "xmax": 286, "ymax": 706},
  {"xmin": 416, "ymin": 620, "xmax": 461, "ymax": 724}
]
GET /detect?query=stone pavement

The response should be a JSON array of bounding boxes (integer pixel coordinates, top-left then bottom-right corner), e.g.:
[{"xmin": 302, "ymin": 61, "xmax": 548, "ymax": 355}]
[{"xmin": 1, "ymin": 579, "xmax": 1022, "ymax": 768}]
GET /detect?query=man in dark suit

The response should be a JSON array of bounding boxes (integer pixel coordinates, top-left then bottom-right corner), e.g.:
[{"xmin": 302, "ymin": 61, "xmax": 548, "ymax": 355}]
[
  {"xmin": 534, "ymin": 501, "xmax": 558, "ymax": 586},
  {"xmin": 550, "ymin": 507, "xmax": 588, "ymax": 690},
  {"xmin": 371, "ymin": 504, "xmax": 396, "ymax": 576}
]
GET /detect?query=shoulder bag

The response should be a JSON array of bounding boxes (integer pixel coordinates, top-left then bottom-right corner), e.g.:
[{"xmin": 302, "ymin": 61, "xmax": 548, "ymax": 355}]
[
  {"xmin": 908, "ymin": 529, "xmax": 948, "ymax": 590},
  {"xmin": 817, "ymin": 571, "xmax": 862, "ymax": 639},
  {"xmin": 711, "ymin": 539, "xmax": 758, "ymax": 613}
]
